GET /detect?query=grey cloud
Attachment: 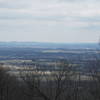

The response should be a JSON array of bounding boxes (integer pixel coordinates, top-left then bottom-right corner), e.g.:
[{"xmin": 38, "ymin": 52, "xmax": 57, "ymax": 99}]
[
  {"xmin": 0, "ymin": 0, "xmax": 31, "ymax": 9},
  {"xmin": 0, "ymin": 0, "xmax": 100, "ymax": 42}
]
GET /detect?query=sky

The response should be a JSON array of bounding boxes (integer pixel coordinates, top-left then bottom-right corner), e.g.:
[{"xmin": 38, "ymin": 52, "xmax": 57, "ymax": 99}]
[{"xmin": 0, "ymin": 0, "xmax": 100, "ymax": 43}]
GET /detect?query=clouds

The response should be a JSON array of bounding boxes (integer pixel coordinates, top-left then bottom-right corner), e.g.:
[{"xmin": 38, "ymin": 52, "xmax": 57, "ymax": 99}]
[
  {"xmin": 1, "ymin": 0, "xmax": 100, "ymax": 21},
  {"xmin": 0, "ymin": 0, "xmax": 100, "ymax": 42},
  {"xmin": 0, "ymin": 0, "xmax": 100, "ymax": 19},
  {"xmin": 0, "ymin": 0, "xmax": 31, "ymax": 9}
]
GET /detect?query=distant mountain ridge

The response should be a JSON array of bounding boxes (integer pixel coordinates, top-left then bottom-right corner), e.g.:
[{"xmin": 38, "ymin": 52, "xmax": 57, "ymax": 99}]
[{"xmin": 0, "ymin": 42, "xmax": 99, "ymax": 49}]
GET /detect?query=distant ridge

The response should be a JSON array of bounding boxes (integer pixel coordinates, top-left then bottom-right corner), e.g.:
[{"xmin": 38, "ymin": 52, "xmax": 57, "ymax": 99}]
[{"xmin": 0, "ymin": 42, "xmax": 99, "ymax": 49}]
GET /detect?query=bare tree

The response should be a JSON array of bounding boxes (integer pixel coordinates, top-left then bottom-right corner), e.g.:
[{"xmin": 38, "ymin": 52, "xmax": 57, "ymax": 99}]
[{"xmin": 20, "ymin": 61, "xmax": 72, "ymax": 100}]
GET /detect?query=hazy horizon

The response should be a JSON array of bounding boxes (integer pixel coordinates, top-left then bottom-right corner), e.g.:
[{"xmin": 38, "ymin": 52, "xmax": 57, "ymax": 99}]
[
  {"xmin": 0, "ymin": 41, "xmax": 98, "ymax": 44},
  {"xmin": 0, "ymin": 40, "xmax": 99, "ymax": 43}
]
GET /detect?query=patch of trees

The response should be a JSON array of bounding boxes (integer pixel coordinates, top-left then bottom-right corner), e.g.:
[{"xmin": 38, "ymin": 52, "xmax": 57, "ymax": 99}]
[{"xmin": 0, "ymin": 60, "xmax": 100, "ymax": 100}]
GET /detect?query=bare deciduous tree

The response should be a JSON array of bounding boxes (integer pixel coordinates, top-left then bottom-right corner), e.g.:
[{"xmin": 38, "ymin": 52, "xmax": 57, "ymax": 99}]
[{"xmin": 20, "ymin": 61, "xmax": 72, "ymax": 100}]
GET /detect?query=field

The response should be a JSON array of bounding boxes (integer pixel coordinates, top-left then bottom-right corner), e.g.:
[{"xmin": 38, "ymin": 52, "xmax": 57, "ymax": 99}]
[{"xmin": 0, "ymin": 42, "xmax": 99, "ymax": 80}]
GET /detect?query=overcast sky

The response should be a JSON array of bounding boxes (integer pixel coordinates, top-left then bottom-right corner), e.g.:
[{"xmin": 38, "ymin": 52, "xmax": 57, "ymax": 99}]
[{"xmin": 0, "ymin": 0, "xmax": 100, "ymax": 43}]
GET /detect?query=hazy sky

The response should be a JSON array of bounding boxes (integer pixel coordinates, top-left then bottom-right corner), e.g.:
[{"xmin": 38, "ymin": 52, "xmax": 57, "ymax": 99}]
[{"xmin": 0, "ymin": 0, "xmax": 100, "ymax": 43}]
